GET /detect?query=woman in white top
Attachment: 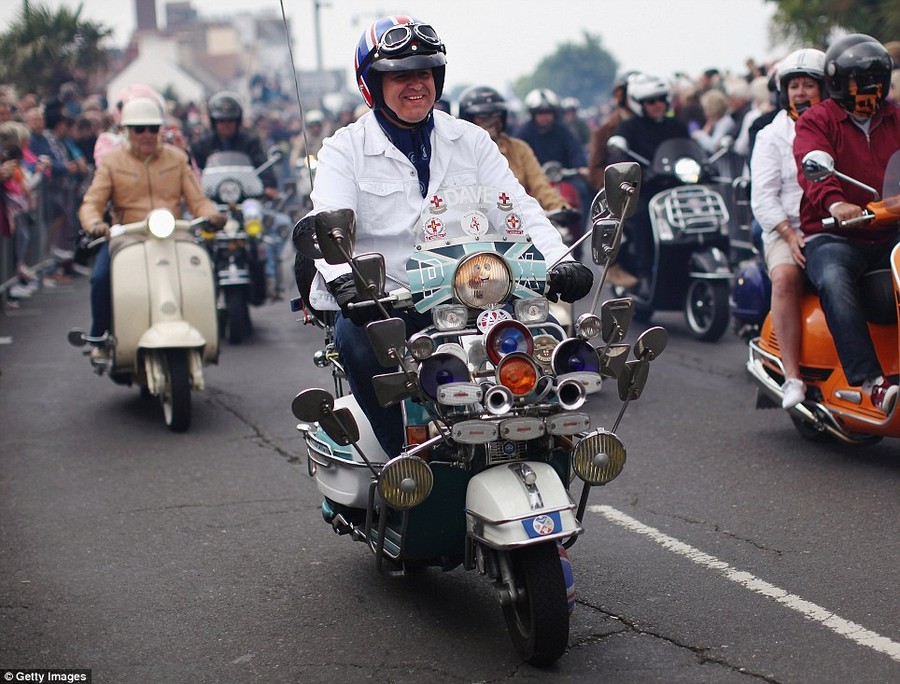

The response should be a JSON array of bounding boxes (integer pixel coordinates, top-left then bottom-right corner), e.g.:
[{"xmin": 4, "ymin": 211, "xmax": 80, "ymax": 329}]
[{"xmin": 749, "ymin": 48, "xmax": 826, "ymax": 409}]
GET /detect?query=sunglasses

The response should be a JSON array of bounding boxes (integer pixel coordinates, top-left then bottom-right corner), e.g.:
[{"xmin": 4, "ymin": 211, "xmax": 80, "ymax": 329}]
[
  {"xmin": 130, "ymin": 125, "xmax": 160, "ymax": 134},
  {"xmin": 642, "ymin": 97, "xmax": 668, "ymax": 105},
  {"xmin": 377, "ymin": 23, "xmax": 442, "ymax": 55}
]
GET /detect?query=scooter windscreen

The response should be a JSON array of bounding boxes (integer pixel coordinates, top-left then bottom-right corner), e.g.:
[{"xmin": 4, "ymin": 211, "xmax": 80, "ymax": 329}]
[
  {"xmin": 650, "ymin": 138, "xmax": 709, "ymax": 181},
  {"xmin": 201, "ymin": 151, "xmax": 264, "ymax": 203},
  {"xmin": 405, "ymin": 185, "xmax": 548, "ymax": 313}
]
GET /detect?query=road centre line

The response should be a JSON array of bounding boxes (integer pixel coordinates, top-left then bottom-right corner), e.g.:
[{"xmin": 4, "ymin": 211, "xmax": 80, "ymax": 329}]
[{"xmin": 590, "ymin": 505, "xmax": 900, "ymax": 663}]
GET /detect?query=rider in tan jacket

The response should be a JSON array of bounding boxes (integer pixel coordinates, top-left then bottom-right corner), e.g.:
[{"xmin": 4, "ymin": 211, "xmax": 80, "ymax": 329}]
[{"xmin": 79, "ymin": 96, "xmax": 222, "ymax": 361}]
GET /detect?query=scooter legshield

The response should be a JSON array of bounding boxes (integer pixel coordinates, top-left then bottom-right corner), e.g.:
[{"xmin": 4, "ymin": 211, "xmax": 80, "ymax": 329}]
[{"xmin": 465, "ymin": 462, "xmax": 581, "ymax": 549}]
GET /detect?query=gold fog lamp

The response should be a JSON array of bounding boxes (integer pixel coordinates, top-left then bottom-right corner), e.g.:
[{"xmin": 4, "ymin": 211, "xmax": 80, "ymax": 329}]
[
  {"xmin": 379, "ymin": 455, "xmax": 433, "ymax": 510},
  {"xmin": 572, "ymin": 429, "xmax": 626, "ymax": 485}
]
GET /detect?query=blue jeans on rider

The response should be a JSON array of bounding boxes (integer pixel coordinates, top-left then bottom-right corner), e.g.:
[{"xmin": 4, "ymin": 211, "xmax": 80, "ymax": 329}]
[
  {"xmin": 803, "ymin": 234, "xmax": 900, "ymax": 386},
  {"xmin": 264, "ymin": 211, "xmax": 292, "ymax": 282},
  {"xmin": 335, "ymin": 307, "xmax": 432, "ymax": 458},
  {"xmin": 90, "ymin": 242, "xmax": 112, "ymax": 339}
]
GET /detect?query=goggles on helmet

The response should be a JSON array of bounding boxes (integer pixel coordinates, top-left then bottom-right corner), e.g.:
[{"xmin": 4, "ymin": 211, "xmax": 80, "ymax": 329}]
[{"xmin": 375, "ymin": 22, "xmax": 442, "ymax": 56}]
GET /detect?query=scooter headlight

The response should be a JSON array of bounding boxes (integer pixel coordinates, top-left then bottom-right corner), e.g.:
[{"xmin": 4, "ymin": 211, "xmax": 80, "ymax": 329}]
[
  {"xmin": 379, "ymin": 455, "xmax": 433, "ymax": 510},
  {"xmin": 485, "ymin": 319, "xmax": 533, "ymax": 365},
  {"xmin": 552, "ymin": 338, "xmax": 600, "ymax": 375},
  {"xmin": 453, "ymin": 253, "xmax": 512, "ymax": 309},
  {"xmin": 217, "ymin": 179, "xmax": 242, "ymax": 204},
  {"xmin": 674, "ymin": 157, "xmax": 702, "ymax": 184},
  {"xmin": 573, "ymin": 429, "xmax": 626, "ymax": 485},
  {"xmin": 147, "ymin": 209, "xmax": 176, "ymax": 239}
]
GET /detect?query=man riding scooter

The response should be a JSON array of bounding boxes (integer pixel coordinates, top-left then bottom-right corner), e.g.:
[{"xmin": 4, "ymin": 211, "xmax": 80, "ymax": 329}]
[
  {"xmin": 80, "ymin": 96, "xmax": 224, "ymax": 363},
  {"xmin": 794, "ymin": 34, "xmax": 900, "ymax": 415}
]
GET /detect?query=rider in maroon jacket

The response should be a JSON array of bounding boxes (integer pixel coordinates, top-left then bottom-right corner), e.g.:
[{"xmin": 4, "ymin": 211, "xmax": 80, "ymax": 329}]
[{"xmin": 793, "ymin": 34, "xmax": 900, "ymax": 414}]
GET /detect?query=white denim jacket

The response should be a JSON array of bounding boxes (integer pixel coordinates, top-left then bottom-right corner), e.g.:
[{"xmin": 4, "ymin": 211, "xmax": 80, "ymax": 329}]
[{"xmin": 308, "ymin": 110, "xmax": 571, "ymax": 309}]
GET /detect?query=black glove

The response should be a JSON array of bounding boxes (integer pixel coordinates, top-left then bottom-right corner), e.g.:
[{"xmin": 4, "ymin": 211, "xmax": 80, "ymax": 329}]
[
  {"xmin": 327, "ymin": 274, "xmax": 389, "ymax": 326},
  {"xmin": 546, "ymin": 262, "xmax": 594, "ymax": 303}
]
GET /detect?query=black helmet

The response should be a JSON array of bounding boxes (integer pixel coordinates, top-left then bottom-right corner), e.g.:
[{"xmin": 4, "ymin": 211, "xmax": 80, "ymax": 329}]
[
  {"xmin": 457, "ymin": 85, "xmax": 507, "ymax": 128},
  {"xmin": 354, "ymin": 16, "xmax": 447, "ymax": 111},
  {"xmin": 208, "ymin": 91, "xmax": 243, "ymax": 123},
  {"xmin": 824, "ymin": 34, "xmax": 892, "ymax": 117}
]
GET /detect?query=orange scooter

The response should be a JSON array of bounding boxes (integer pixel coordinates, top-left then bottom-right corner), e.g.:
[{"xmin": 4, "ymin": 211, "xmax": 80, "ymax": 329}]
[{"xmin": 747, "ymin": 149, "xmax": 900, "ymax": 445}]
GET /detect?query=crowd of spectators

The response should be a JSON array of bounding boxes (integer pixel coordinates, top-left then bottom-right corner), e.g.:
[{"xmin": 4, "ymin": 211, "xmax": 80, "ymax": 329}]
[{"xmin": 3, "ymin": 46, "xmax": 899, "ymax": 311}]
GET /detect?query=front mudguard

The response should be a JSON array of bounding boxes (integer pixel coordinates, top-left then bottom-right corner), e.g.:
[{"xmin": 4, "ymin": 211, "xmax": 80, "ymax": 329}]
[
  {"xmin": 688, "ymin": 246, "xmax": 732, "ymax": 280},
  {"xmin": 465, "ymin": 462, "xmax": 582, "ymax": 549}
]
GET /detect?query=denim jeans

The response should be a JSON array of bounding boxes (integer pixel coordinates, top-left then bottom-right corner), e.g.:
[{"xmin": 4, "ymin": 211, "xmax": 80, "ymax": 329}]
[
  {"xmin": 89, "ymin": 242, "xmax": 111, "ymax": 338},
  {"xmin": 334, "ymin": 308, "xmax": 432, "ymax": 458},
  {"xmin": 803, "ymin": 234, "xmax": 900, "ymax": 386}
]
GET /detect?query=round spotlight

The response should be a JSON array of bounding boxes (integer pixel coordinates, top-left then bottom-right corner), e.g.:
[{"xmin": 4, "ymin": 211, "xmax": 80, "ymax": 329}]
[
  {"xmin": 379, "ymin": 456, "xmax": 433, "ymax": 510},
  {"xmin": 419, "ymin": 351, "xmax": 471, "ymax": 400},
  {"xmin": 496, "ymin": 352, "xmax": 540, "ymax": 396},
  {"xmin": 485, "ymin": 319, "xmax": 534, "ymax": 365},
  {"xmin": 573, "ymin": 429, "xmax": 626, "ymax": 485},
  {"xmin": 551, "ymin": 338, "xmax": 600, "ymax": 375}
]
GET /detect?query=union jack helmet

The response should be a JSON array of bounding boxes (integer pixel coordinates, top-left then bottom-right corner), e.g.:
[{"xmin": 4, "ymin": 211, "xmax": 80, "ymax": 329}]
[{"xmin": 354, "ymin": 16, "xmax": 447, "ymax": 109}]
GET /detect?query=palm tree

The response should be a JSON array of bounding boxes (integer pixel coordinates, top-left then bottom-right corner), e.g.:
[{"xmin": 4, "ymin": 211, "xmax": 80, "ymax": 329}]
[{"xmin": 0, "ymin": 2, "xmax": 112, "ymax": 98}]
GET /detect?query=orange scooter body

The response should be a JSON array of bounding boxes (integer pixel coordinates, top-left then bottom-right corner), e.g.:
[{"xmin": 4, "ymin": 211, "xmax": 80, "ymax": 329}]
[{"xmin": 753, "ymin": 244, "xmax": 900, "ymax": 440}]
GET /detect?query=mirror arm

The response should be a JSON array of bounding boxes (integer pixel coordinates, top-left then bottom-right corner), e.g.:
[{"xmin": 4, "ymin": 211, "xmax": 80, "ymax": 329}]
[{"xmin": 833, "ymin": 170, "xmax": 881, "ymax": 202}]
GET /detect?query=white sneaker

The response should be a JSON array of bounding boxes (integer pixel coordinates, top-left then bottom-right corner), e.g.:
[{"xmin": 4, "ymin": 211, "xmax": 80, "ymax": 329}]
[
  {"xmin": 781, "ymin": 377, "xmax": 806, "ymax": 409},
  {"xmin": 9, "ymin": 284, "xmax": 32, "ymax": 298}
]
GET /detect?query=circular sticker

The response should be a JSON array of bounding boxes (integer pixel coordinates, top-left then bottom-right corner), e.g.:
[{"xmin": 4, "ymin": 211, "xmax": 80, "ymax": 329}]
[
  {"xmin": 462, "ymin": 210, "xmax": 489, "ymax": 237},
  {"xmin": 532, "ymin": 515, "xmax": 555, "ymax": 535},
  {"xmin": 422, "ymin": 216, "xmax": 446, "ymax": 241},
  {"xmin": 505, "ymin": 212, "xmax": 524, "ymax": 235},
  {"xmin": 476, "ymin": 308, "xmax": 512, "ymax": 333}
]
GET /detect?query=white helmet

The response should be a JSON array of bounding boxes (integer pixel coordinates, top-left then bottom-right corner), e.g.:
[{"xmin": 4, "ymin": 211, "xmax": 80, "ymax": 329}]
[
  {"xmin": 305, "ymin": 109, "xmax": 325, "ymax": 126},
  {"xmin": 776, "ymin": 48, "xmax": 825, "ymax": 93},
  {"xmin": 626, "ymin": 73, "xmax": 670, "ymax": 117},
  {"xmin": 120, "ymin": 97, "xmax": 164, "ymax": 127},
  {"xmin": 524, "ymin": 88, "xmax": 560, "ymax": 113}
]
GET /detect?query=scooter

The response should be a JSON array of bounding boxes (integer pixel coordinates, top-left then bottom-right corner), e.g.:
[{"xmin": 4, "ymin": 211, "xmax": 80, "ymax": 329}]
[
  {"xmin": 290, "ymin": 164, "xmax": 669, "ymax": 665},
  {"xmin": 67, "ymin": 210, "xmax": 219, "ymax": 432},
  {"xmin": 607, "ymin": 135, "xmax": 733, "ymax": 341},
  {"xmin": 747, "ymin": 149, "xmax": 900, "ymax": 445},
  {"xmin": 200, "ymin": 151, "xmax": 275, "ymax": 343}
]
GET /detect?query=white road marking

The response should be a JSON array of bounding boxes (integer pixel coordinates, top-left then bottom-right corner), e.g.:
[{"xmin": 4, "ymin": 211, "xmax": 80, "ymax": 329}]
[{"xmin": 591, "ymin": 504, "xmax": 900, "ymax": 662}]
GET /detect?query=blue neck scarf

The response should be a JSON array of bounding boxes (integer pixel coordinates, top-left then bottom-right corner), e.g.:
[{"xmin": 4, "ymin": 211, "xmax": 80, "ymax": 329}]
[{"xmin": 375, "ymin": 110, "xmax": 434, "ymax": 197}]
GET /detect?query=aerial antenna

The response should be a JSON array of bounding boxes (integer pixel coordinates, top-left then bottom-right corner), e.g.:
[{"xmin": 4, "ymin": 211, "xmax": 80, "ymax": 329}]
[{"xmin": 278, "ymin": 0, "xmax": 316, "ymax": 201}]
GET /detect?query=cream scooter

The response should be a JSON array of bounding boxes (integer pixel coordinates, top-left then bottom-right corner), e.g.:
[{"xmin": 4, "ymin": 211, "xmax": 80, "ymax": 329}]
[{"xmin": 68, "ymin": 210, "xmax": 219, "ymax": 432}]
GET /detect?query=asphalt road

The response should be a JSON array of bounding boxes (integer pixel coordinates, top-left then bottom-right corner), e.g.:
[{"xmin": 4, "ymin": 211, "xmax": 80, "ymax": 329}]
[{"xmin": 1, "ymin": 273, "xmax": 898, "ymax": 684}]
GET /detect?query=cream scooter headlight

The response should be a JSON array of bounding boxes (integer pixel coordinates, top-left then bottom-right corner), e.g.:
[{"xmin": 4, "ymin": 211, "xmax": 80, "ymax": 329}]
[
  {"xmin": 453, "ymin": 253, "xmax": 512, "ymax": 309},
  {"xmin": 147, "ymin": 209, "xmax": 176, "ymax": 238}
]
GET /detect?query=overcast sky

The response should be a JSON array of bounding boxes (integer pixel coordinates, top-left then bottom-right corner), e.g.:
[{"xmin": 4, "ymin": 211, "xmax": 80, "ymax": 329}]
[{"xmin": 1, "ymin": 0, "xmax": 787, "ymax": 93}]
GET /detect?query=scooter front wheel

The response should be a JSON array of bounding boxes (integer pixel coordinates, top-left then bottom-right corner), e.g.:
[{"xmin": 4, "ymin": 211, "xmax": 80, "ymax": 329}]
[
  {"xmin": 685, "ymin": 279, "xmax": 730, "ymax": 342},
  {"xmin": 160, "ymin": 349, "xmax": 191, "ymax": 432},
  {"xmin": 501, "ymin": 543, "xmax": 569, "ymax": 666}
]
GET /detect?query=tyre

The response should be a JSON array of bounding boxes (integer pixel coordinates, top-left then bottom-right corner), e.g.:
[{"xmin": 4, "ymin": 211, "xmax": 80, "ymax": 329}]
[
  {"xmin": 685, "ymin": 278, "xmax": 730, "ymax": 342},
  {"xmin": 160, "ymin": 349, "xmax": 191, "ymax": 432},
  {"xmin": 501, "ymin": 543, "xmax": 569, "ymax": 666},
  {"xmin": 225, "ymin": 287, "xmax": 251, "ymax": 344}
]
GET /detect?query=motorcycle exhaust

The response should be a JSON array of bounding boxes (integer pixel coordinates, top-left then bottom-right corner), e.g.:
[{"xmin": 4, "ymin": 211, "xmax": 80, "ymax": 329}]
[
  {"xmin": 483, "ymin": 384, "xmax": 514, "ymax": 415},
  {"xmin": 556, "ymin": 377, "xmax": 587, "ymax": 411}
]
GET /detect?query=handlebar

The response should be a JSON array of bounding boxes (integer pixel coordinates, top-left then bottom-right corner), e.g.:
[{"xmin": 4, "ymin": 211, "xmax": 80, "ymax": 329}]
[{"xmin": 822, "ymin": 211, "xmax": 874, "ymax": 229}]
